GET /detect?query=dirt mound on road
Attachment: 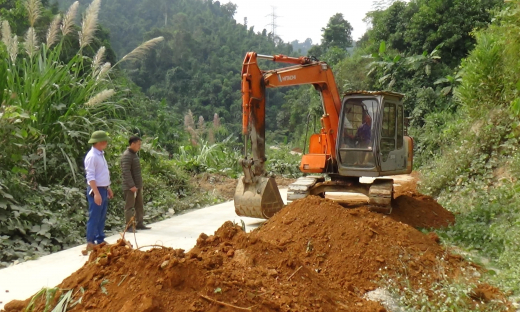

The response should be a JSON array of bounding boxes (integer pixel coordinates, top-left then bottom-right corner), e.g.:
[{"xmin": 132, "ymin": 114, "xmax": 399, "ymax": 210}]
[
  {"xmin": 3, "ymin": 190, "xmax": 510, "ymax": 312},
  {"xmin": 389, "ymin": 173, "xmax": 455, "ymax": 229},
  {"xmin": 255, "ymin": 196, "xmax": 461, "ymax": 294},
  {"xmin": 4, "ymin": 221, "xmax": 382, "ymax": 312},
  {"xmin": 390, "ymin": 193, "xmax": 455, "ymax": 228}
]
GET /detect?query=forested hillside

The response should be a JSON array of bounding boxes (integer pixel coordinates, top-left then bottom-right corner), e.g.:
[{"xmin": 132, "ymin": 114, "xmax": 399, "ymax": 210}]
[
  {"xmin": 56, "ymin": 0, "xmax": 295, "ymax": 139},
  {"xmin": 0, "ymin": 0, "xmax": 300, "ymax": 270}
]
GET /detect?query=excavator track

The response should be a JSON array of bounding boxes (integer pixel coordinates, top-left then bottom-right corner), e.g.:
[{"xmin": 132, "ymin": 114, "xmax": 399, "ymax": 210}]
[
  {"xmin": 287, "ymin": 176, "xmax": 394, "ymax": 214},
  {"xmin": 287, "ymin": 176, "xmax": 325, "ymax": 203},
  {"xmin": 367, "ymin": 179, "xmax": 394, "ymax": 214}
]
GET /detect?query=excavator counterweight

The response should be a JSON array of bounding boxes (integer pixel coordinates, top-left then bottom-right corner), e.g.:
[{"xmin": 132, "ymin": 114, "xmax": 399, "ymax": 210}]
[{"xmin": 234, "ymin": 52, "xmax": 413, "ymax": 219}]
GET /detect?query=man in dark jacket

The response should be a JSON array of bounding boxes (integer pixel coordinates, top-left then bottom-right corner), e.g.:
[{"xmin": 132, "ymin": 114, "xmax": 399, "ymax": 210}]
[{"xmin": 121, "ymin": 136, "xmax": 151, "ymax": 231}]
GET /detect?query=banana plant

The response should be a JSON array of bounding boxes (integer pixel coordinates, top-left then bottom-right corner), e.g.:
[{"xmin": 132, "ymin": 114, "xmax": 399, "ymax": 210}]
[
  {"xmin": 434, "ymin": 71, "xmax": 463, "ymax": 96},
  {"xmin": 367, "ymin": 41, "xmax": 441, "ymax": 89},
  {"xmin": 366, "ymin": 41, "xmax": 403, "ymax": 89}
]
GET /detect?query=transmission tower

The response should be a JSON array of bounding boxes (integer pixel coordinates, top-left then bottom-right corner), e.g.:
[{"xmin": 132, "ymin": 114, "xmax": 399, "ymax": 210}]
[{"xmin": 266, "ymin": 6, "xmax": 280, "ymax": 38}]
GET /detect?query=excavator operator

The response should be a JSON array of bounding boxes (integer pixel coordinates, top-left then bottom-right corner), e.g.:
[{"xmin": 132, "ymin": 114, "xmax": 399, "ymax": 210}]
[{"xmin": 348, "ymin": 114, "xmax": 372, "ymax": 148}]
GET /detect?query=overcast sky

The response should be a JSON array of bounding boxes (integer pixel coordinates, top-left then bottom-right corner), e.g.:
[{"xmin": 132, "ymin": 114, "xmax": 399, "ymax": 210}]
[{"xmin": 227, "ymin": 0, "xmax": 377, "ymax": 44}]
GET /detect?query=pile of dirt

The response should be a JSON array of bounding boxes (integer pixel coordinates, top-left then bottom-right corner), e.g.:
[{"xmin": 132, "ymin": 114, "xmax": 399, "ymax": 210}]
[
  {"xmin": 389, "ymin": 175, "xmax": 455, "ymax": 228},
  {"xmin": 254, "ymin": 196, "xmax": 464, "ymax": 294},
  {"xmin": 3, "ymin": 190, "xmax": 511, "ymax": 311},
  {"xmin": 390, "ymin": 193, "xmax": 455, "ymax": 228},
  {"xmin": 4, "ymin": 221, "xmax": 383, "ymax": 312}
]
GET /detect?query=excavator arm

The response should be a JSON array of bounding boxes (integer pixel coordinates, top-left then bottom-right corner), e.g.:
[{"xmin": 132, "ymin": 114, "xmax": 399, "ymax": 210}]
[{"xmin": 235, "ymin": 52, "xmax": 342, "ymax": 219}]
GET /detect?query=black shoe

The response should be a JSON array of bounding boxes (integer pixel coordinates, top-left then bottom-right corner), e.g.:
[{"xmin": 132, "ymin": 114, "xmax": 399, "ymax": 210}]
[{"xmin": 136, "ymin": 225, "xmax": 151, "ymax": 230}]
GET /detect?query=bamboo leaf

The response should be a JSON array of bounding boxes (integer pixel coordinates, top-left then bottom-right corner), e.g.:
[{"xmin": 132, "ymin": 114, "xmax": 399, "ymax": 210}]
[
  {"xmin": 425, "ymin": 64, "xmax": 431, "ymax": 76},
  {"xmin": 441, "ymin": 86, "xmax": 452, "ymax": 96},
  {"xmin": 379, "ymin": 41, "xmax": 386, "ymax": 54},
  {"xmin": 434, "ymin": 78, "xmax": 448, "ymax": 85}
]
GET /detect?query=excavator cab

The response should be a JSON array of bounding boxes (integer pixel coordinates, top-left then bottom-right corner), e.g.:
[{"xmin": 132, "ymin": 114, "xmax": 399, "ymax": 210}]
[{"xmin": 336, "ymin": 92, "xmax": 413, "ymax": 177}]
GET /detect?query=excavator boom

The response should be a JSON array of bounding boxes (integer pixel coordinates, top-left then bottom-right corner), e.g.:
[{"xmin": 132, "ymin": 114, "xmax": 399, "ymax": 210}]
[
  {"xmin": 235, "ymin": 52, "xmax": 413, "ymax": 219},
  {"xmin": 235, "ymin": 52, "xmax": 341, "ymax": 219}
]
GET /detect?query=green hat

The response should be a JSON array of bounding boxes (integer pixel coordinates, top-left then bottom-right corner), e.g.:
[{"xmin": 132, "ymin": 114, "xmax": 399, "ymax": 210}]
[{"xmin": 88, "ymin": 131, "xmax": 109, "ymax": 144}]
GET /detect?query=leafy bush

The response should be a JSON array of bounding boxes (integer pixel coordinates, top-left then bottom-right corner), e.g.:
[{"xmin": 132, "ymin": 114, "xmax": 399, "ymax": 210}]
[
  {"xmin": 419, "ymin": 0, "xmax": 520, "ymax": 295},
  {"xmin": 0, "ymin": 138, "xmax": 218, "ymax": 268},
  {"xmin": 266, "ymin": 146, "xmax": 303, "ymax": 178},
  {"xmin": 175, "ymin": 138, "xmax": 242, "ymax": 177},
  {"xmin": 0, "ymin": 172, "xmax": 87, "ymax": 267}
]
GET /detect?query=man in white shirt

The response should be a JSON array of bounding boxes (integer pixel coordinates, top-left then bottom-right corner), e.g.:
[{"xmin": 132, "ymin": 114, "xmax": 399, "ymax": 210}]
[{"xmin": 82, "ymin": 131, "xmax": 113, "ymax": 255}]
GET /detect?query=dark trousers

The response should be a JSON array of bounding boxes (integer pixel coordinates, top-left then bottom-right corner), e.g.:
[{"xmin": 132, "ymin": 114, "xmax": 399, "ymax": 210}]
[
  {"xmin": 86, "ymin": 187, "xmax": 108, "ymax": 244},
  {"xmin": 124, "ymin": 188, "xmax": 144, "ymax": 227}
]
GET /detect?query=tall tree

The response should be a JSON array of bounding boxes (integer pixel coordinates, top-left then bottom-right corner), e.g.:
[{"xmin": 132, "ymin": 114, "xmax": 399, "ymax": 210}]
[
  {"xmin": 365, "ymin": 0, "xmax": 503, "ymax": 66},
  {"xmin": 321, "ymin": 13, "xmax": 353, "ymax": 50}
]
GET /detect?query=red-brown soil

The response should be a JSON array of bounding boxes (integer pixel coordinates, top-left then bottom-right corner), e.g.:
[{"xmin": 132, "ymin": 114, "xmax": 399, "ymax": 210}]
[
  {"xmin": 3, "ymin": 175, "xmax": 512, "ymax": 312},
  {"xmin": 390, "ymin": 175, "xmax": 455, "ymax": 228},
  {"xmin": 254, "ymin": 196, "xmax": 462, "ymax": 294},
  {"xmin": 4, "ymin": 223, "xmax": 383, "ymax": 312}
]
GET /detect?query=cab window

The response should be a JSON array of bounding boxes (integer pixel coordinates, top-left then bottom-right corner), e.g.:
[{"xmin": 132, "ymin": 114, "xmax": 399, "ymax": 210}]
[{"xmin": 381, "ymin": 103, "xmax": 396, "ymax": 161}]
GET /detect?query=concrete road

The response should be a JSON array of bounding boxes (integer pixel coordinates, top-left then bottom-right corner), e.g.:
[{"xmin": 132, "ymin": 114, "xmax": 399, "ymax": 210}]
[{"xmin": 0, "ymin": 190, "xmax": 288, "ymax": 309}]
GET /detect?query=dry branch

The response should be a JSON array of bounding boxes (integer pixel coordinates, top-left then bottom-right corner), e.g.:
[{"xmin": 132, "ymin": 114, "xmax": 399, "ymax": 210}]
[
  {"xmin": 199, "ymin": 294, "xmax": 253, "ymax": 311},
  {"xmin": 287, "ymin": 266, "xmax": 303, "ymax": 281}
]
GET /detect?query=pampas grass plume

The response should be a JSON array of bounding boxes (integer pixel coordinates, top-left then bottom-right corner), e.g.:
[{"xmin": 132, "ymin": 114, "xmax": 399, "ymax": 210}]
[
  {"xmin": 85, "ymin": 89, "xmax": 115, "ymax": 106},
  {"xmin": 24, "ymin": 27, "xmax": 39, "ymax": 58},
  {"xmin": 46, "ymin": 14, "xmax": 61, "ymax": 47},
  {"xmin": 61, "ymin": 1, "xmax": 79, "ymax": 37},
  {"xmin": 79, "ymin": 0, "xmax": 101, "ymax": 49},
  {"xmin": 92, "ymin": 46, "xmax": 106, "ymax": 74},
  {"xmin": 120, "ymin": 36, "xmax": 164, "ymax": 63},
  {"xmin": 25, "ymin": 0, "xmax": 42, "ymax": 27}
]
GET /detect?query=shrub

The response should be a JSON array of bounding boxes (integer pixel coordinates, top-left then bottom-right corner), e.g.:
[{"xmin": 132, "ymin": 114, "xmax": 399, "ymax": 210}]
[
  {"xmin": 266, "ymin": 146, "xmax": 303, "ymax": 178},
  {"xmin": 419, "ymin": 0, "xmax": 520, "ymax": 295}
]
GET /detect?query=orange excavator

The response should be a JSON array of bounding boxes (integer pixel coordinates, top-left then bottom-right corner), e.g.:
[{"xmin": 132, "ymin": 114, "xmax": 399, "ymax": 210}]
[{"xmin": 234, "ymin": 52, "xmax": 413, "ymax": 219}]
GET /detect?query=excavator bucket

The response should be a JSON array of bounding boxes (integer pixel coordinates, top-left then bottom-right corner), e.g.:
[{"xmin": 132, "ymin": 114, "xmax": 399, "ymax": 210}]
[{"xmin": 234, "ymin": 176, "xmax": 285, "ymax": 219}]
